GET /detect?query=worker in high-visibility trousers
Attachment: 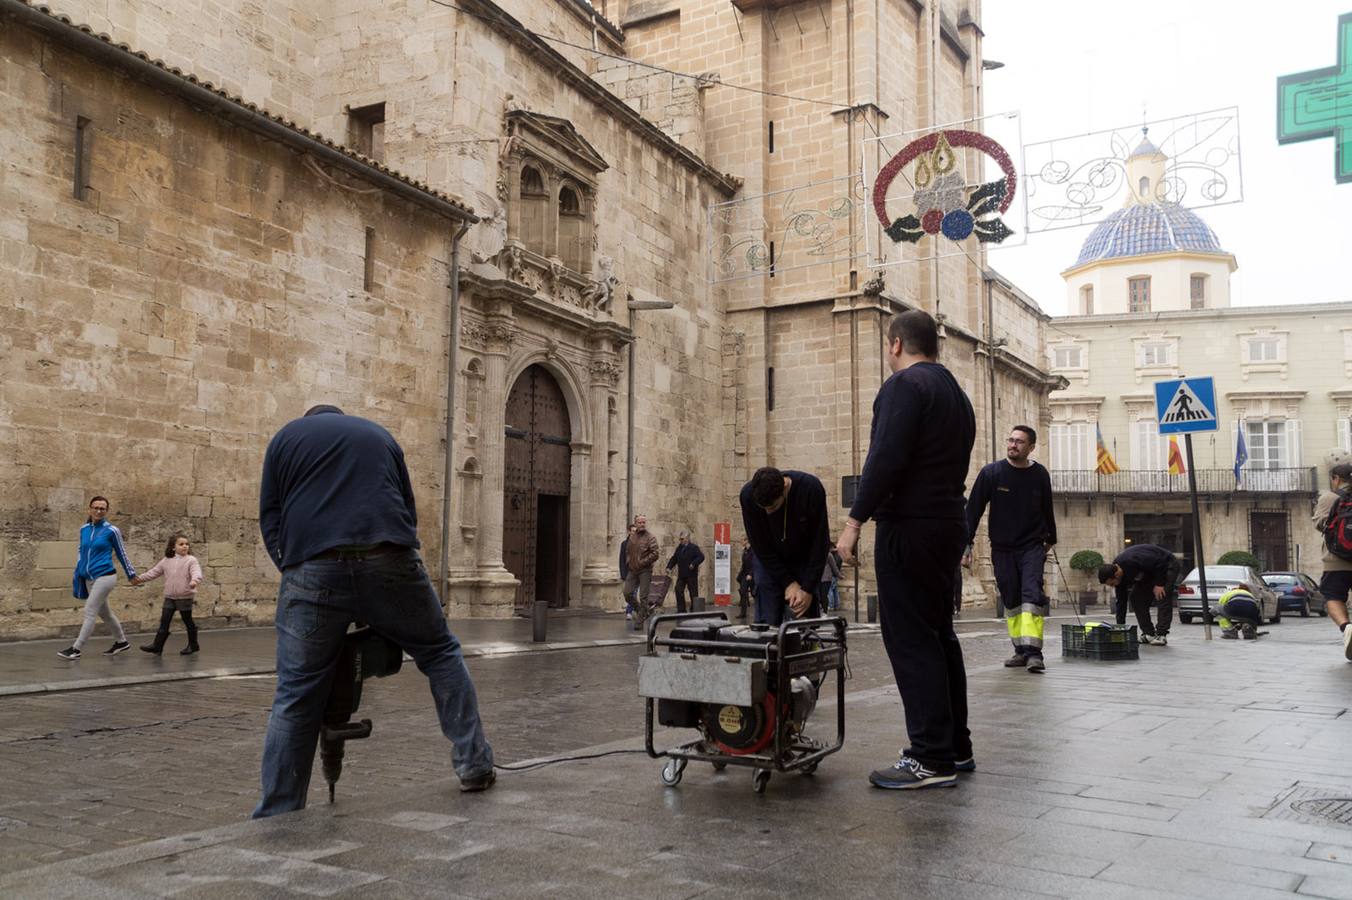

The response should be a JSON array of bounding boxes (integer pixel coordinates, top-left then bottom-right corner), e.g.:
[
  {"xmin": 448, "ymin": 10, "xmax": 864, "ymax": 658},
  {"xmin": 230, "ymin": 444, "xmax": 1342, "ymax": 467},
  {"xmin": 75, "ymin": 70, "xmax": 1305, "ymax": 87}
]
[{"xmin": 1213, "ymin": 585, "xmax": 1264, "ymax": 640}]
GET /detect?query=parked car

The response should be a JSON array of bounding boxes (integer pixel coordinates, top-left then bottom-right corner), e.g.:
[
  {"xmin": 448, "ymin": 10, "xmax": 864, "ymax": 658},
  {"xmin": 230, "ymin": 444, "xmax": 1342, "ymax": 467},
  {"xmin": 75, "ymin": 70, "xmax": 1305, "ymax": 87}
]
[
  {"xmin": 1176, "ymin": 565, "xmax": 1281, "ymax": 624},
  {"xmin": 1261, "ymin": 572, "xmax": 1327, "ymax": 617}
]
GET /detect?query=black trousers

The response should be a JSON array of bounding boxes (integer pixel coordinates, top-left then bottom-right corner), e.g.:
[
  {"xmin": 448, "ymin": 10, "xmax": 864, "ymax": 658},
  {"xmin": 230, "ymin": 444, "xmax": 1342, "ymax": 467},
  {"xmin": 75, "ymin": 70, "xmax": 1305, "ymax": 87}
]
[
  {"xmin": 1114, "ymin": 562, "xmax": 1179, "ymax": 636},
  {"xmin": 152, "ymin": 599, "xmax": 198, "ymax": 649},
  {"xmin": 674, "ymin": 574, "xmax": 699, "ymax": 613},
  {"xmin": 875, "ymin": 518, "xmax": 972, "ymax": 772}
]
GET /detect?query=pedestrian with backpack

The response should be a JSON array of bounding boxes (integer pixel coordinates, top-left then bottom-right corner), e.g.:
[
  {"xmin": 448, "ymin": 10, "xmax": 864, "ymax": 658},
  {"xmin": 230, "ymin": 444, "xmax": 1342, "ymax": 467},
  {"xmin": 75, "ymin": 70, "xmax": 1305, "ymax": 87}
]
[{"xmin": 1313, "ymin": 461, "xmax": 1352, "ymax": 661}]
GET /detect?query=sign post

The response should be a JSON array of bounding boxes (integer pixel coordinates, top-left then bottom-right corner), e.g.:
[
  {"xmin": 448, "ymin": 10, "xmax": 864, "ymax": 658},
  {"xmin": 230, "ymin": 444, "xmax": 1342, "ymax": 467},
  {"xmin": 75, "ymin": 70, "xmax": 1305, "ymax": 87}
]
[
  {"xmin": 713, "ymin": 522, "xmax": 731, "ymax": 607},
  {"xmin": 1155, "ymin": 376, "xmax": 1220, "ymax": 641}
]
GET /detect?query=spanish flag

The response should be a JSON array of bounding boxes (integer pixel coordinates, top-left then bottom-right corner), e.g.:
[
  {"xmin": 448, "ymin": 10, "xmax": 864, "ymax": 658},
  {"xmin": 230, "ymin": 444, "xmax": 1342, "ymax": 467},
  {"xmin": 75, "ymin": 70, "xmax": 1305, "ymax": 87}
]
[
  {"xmin": 1095, "ymin": 425, "xmax": 1119, "ymax": 474},
  {"xmin": 1167, "ymin": 436, "xmax": 1187, "ymax": 475}
]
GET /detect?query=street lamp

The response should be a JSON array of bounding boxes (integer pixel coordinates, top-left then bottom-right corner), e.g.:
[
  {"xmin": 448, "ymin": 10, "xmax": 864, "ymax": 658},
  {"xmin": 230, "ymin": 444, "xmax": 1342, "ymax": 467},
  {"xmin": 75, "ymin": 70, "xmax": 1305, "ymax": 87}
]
[{"xmin": 626, "ymin": 295, "xmax": 675, "ymax": 528}]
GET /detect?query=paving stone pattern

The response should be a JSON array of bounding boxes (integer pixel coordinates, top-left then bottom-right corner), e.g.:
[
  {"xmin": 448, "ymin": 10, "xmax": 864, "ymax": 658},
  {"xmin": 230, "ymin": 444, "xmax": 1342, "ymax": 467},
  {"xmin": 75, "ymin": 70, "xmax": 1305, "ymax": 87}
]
[{"xmin": 0, "ymin": 619, "xmax": 1350, "ymax": 897}]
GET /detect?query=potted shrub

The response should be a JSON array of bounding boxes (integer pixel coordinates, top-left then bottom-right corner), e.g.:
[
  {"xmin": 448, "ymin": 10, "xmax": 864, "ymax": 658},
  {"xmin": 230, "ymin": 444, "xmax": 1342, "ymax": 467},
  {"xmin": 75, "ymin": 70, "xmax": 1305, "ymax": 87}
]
[
  {"xmin": 1217, "ymin": 550, "xmax": 1261, "ymax": 570},
  {"xmin": 1068, "ymin": 550, "xmax": 1105, "ymax": 612}
]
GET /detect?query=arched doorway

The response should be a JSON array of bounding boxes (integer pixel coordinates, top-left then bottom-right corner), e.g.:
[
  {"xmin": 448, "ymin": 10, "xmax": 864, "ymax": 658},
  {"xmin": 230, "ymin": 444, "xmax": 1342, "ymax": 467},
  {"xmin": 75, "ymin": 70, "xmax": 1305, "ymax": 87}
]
[{"xmin": 503, "ymin": 364, "xmax": 572, "ymax": 613}]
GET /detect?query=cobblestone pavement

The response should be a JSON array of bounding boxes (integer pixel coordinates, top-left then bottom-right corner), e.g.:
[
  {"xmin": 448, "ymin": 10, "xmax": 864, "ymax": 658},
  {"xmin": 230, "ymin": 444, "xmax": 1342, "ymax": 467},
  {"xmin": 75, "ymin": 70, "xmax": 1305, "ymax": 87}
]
[{"xmin": 3, "ymin": 618, "xmax": 1351, "ymax": 898}]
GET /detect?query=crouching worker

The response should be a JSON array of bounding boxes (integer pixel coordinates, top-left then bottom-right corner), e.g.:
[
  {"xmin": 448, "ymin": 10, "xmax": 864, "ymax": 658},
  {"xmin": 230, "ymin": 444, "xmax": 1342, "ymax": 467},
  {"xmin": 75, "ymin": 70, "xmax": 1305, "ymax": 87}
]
[
  {"xmin": 1214, "ymin": 585, "xmax": 1263, "ymax": 640},
  {"xmin": 740, "ymin": 467, "xmax": 830, "ymax": 626}
]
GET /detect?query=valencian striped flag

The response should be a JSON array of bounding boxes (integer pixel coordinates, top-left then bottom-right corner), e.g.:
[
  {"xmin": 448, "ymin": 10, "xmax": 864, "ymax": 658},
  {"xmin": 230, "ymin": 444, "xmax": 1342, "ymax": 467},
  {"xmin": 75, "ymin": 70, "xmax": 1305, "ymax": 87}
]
[
  {"xmin": 1167, "ymin": 436, "xmax": 1187, "ymax": 475},
  {"xmin": 1095, "ymin": 425, "xmax": 1119, "ymax": 474}
]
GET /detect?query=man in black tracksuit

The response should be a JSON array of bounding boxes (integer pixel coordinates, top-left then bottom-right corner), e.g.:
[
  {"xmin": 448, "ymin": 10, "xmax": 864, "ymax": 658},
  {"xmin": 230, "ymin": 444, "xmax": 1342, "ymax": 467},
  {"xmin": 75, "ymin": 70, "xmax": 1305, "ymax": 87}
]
[
  {"xmin": 1098, "ymin": 543, "xmax": 1180, "ymax": 645},
  {"xmin": 740, "ymin": 468, "xmax": 830, "ymax": 626},
  {"xmin": 665, "ymin": 531, "xmax": 706, "ymax": 613},
  {"xmin": 964, "ymin": 426, "xmax": 1057, "ymax": 672},
  {"xmin": 837, "ymin": 310, "xmax": 976, "ymax": 791}
]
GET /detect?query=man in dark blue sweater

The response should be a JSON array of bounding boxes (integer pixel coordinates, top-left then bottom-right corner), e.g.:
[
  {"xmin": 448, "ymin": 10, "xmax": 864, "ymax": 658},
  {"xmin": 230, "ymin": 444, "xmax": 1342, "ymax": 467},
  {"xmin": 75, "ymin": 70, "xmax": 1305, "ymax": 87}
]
[
  {"xmin": 253, "ymin": 405, "xmax": 495, "ymax": 817},
  {"xmin": 665, "ymin": 531, "xmax": 706, "ymax": 613},
  {"xmin": 1098, "ymin": 543, "xmax": 1180, "ymax": 645},
  {"xmin": 740, "ymin": 468, "xmax": 830, "ymax": 625},
  {"xmin": 837, "ymin": 310, "xmax": 976, "ymax": 790},
  {"xmin": 964, "ymin": 426, "xmax": 1057, "ymax": 673}
]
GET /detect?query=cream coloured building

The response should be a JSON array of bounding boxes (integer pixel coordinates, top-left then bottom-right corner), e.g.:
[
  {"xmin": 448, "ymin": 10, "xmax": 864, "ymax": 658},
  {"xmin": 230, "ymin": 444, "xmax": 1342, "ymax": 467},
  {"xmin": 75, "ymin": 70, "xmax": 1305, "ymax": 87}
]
[
  {"xmin": 0, "ymin": 0, "xmax": 1057, "ymax": 638},
  {"xmin": 1045, "ymin": 134, "xmax": 1352, "ymax": 599}
]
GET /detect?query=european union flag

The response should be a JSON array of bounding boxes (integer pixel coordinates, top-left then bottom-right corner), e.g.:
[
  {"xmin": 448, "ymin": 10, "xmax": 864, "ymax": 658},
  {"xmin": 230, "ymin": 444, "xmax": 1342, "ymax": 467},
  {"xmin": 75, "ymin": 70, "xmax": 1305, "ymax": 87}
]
[{"xmin": 1234, "ymin": 421, "xmax": 1249, "ymax": 486}]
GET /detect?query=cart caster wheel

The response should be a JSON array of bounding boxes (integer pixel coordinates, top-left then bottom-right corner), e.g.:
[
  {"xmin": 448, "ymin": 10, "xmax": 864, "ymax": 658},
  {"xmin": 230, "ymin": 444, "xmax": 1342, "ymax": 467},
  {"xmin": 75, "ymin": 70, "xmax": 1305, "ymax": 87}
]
[
  {"xmin": 661, "ymin": 758, "xmax": 687, "ymax": 787},
  {"xmin": 753, "ymin": 769, "xmax": 771, "ymax": 793},
  {"xmin": 712, "ymin": 761, "xmax": 728, "ymax": 772},
  {"xmin": 801, "ymin": 761, "xmax": 819, "ymax": 776}
]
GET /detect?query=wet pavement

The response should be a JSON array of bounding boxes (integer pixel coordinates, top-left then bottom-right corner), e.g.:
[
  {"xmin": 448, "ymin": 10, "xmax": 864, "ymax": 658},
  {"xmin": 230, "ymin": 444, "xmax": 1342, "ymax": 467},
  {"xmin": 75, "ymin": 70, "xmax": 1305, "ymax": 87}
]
[{"xmin": 1, "ymin": 615, "xmax": 1349, "ymax": 898}]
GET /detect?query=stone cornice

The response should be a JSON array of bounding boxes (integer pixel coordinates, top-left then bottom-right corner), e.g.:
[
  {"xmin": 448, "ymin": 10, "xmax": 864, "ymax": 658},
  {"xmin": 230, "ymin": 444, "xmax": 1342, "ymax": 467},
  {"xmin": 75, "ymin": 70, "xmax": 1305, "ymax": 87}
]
[{"xmin": 460, "ymin": 0, "xmax": 740, "ymax": 197}]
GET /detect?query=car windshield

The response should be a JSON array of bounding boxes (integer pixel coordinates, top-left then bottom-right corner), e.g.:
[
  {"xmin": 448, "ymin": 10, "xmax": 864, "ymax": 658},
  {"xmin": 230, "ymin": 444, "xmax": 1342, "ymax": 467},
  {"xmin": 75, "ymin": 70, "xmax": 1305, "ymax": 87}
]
[
  {"xmin": 1184, "ymin": 566, "xmax": 1249, "ymax": 583},
  {"xmin": 1263, "ymin": 575, "xmax": 1297, "ymax": 586}
]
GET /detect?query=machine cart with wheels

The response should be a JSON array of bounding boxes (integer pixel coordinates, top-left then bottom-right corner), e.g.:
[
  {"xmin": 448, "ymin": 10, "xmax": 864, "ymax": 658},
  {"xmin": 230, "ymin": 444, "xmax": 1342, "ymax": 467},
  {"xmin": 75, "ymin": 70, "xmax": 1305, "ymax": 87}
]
[{"xmin": 639, "ymin": 611, "xmax": 847, "ymax": 793}]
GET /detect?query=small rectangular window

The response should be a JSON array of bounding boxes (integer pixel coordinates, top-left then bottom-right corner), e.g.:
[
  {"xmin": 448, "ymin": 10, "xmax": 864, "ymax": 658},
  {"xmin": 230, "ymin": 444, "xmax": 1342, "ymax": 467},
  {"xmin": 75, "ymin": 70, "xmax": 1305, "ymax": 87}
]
[
  {"xmin": 1080, "ymin": 285, "xmax": 1094, "ymax": 315},
  {"xmin": 1128, "ymin": 277, "xmax": 1151, "ymax": 313},
  {"xmin": 1247, "ymin": 338, "xmax": 1280, "ymax": 362},
  {"xmin": 363, "ymin": 227, "xmax": 376, "ymax": 292},
  {"xmin": 767, "ymin": 366, "xmax": 775, "ymax": 411},
  {"xmin": 349, "ymin": 102, "xmax": 386, "ymax": 163},
  {"xmin": 1141, "ymin": 342, "xmax": 1172, "ymax": 367},
  {"xmin": 1053, "ymin": 347, "xmax": 1083, "ymax": 369},
  {"xmin": 1190, "ymin": 275, "xmax": 1206, "ymax": 309},
  {"xmin": 768, "ymin": 120, "xmax": 774, "ymax": 154},
  {"xmin": 74, "ymin": 116, "xmax": 91, "ymax": 201}
]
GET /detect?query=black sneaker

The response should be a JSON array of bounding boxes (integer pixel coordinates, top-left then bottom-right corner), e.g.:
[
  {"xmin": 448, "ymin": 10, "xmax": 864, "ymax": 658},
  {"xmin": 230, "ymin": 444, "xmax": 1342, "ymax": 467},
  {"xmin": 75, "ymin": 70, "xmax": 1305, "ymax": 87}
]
[
  {"xmin": 869, "ymin": 756, "xmax": 957, "ymax": 790},
  {"xmin": 56, "ymin": 646, "xmax": 81, "ymax": 660},
  {"xmin": 104, "ymin": 641, "xmax": 131, "ymax": 655},
  {"xmin": 459, "ymin": 769, "xmax": 496, "ymax": 793},
  {"xmin": 954, "ymin": 757, "xmax": 977, "ymax": 773}
]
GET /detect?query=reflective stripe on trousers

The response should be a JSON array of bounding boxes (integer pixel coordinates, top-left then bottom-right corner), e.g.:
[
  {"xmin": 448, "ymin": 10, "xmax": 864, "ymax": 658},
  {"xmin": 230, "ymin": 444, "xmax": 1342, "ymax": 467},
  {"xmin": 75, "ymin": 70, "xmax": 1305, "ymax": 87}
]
[{"xmin": 1005, "ymin": 601, "xmax": 1048, "ymax": 652}]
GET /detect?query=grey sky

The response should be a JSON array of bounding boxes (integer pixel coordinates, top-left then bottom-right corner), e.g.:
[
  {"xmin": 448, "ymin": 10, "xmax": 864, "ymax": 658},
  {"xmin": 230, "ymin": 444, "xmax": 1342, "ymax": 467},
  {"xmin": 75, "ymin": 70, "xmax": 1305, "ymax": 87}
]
[{"xmin": 981, "ymin": 0, "xmax": 1352, "ymax": 316}]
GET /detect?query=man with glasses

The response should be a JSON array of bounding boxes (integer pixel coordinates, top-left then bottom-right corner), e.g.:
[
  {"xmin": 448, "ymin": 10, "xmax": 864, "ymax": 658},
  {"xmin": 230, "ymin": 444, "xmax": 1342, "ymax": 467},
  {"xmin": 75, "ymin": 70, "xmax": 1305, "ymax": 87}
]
[{"xmin": 964, "ymin": 426, "xmax": 1057, "ymax": 673}]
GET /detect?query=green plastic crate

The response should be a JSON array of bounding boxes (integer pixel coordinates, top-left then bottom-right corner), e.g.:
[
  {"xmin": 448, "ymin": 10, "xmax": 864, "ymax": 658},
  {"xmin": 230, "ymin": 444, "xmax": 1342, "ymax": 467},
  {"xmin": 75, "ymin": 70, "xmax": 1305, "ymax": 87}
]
[{"xmin": 1061, "ymin": 622, "xmax": 1139, "ymax": 661}]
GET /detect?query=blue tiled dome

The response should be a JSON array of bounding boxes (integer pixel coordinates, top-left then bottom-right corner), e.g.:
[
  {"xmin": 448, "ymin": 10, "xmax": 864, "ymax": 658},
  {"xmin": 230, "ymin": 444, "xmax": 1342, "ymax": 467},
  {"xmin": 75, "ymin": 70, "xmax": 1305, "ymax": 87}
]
[{"xmin": 1074, "ymin": 202, "xmax": 1226, "ymax": 267}]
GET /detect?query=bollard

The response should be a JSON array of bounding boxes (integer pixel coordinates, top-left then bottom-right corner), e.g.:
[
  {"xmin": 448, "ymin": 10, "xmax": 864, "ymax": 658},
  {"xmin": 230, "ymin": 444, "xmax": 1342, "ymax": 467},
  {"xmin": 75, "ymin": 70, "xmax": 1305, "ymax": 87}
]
[
  {"xmin": 867, "ymin": 593, "xmax": 878, "ymax": 623},
  {"xmin": 532, "ymin": 599, "xmax": 548, "ymax": 643},
  {"xmin": 692, "ymin": 596, "xmax": 706, "ymax": 612}
]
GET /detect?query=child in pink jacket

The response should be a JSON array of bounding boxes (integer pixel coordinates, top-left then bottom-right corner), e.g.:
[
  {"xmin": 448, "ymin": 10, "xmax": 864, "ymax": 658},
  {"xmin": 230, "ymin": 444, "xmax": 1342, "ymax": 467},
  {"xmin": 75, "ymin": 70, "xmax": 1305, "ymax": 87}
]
[{"xmin": 135, "ymin": 533, "xmax": 204, "ymax": 655}]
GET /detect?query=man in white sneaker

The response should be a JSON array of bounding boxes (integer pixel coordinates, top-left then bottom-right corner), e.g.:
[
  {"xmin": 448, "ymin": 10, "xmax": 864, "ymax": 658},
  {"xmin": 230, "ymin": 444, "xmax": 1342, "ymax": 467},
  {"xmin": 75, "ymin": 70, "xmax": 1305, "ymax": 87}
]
[{"xmin": 1098, "ymin": 543, "xmax": 1180, "ymax": 646}]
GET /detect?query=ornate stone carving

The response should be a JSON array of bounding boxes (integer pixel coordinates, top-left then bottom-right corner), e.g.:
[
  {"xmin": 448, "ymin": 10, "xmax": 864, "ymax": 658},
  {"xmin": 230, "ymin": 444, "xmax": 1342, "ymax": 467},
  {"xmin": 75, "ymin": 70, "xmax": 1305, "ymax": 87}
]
[
  {"xmin": 590, "ymin": 357, "xmax": 622, "ymax": 386},
  {"xmin": 585, "ymin": 256, "xmax": 617, "ymax": 314}
]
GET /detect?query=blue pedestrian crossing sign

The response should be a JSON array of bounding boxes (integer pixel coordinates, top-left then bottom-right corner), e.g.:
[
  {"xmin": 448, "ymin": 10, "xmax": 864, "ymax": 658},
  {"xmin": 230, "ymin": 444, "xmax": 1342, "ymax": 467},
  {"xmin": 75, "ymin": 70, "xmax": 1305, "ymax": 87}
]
[{"xmin": 1154, "ymin": 377, "xmax": 1218, "ymax": 434}]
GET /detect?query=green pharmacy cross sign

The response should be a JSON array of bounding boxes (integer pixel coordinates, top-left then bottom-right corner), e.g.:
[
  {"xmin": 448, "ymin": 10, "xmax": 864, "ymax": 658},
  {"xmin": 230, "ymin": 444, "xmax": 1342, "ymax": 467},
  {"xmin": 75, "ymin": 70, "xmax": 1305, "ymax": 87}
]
[{"xmin": 1278, "ymin": 12, "xmax": 1352, "ymax": 184}]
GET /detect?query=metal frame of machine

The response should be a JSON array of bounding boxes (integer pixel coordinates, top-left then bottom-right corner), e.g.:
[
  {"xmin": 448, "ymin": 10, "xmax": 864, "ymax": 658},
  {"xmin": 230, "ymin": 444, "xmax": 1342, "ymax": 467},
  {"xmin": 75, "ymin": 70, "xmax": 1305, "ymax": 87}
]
[{"xmin": 641, "ymin": 611, "xmax": 847, "ymax": 793}]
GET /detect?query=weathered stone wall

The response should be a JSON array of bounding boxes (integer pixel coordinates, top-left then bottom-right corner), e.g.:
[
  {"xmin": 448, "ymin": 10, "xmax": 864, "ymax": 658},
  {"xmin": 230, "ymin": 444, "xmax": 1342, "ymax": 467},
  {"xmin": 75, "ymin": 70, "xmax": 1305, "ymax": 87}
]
[{"xmin": 0, "ymin": 22, "xmax": 455, "ymax": 638}]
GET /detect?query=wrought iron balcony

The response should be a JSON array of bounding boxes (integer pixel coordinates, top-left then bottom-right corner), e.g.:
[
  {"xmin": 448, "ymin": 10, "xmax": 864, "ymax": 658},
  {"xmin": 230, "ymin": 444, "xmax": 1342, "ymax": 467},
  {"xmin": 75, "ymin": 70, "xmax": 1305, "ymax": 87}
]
[{"xmin": 1049, "ymin": 467, "xmax": 1318, "ymax": 496}]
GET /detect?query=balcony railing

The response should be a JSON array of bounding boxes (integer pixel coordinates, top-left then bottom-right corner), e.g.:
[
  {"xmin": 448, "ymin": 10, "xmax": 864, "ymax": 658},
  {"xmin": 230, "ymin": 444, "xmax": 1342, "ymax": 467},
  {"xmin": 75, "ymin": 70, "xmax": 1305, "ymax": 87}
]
[{"xmin": 1050, "ymin": 467, "xmax": 1317, "ymax": 496}]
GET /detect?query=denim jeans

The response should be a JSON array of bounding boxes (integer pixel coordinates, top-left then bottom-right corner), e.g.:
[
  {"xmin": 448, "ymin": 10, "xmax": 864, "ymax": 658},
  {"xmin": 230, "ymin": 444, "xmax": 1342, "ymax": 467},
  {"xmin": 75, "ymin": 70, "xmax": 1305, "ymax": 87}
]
[{"xmin": 252, "ymin": 548, "xmax": 493, "ymax": 818}]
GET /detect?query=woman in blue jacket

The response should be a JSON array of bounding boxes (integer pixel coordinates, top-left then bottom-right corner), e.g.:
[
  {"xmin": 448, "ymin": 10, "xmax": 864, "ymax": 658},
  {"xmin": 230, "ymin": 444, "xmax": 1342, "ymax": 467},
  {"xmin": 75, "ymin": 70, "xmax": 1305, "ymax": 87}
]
[{"xmin": 58, "ymin": 496, "xmax": 137, "ymax": 659}]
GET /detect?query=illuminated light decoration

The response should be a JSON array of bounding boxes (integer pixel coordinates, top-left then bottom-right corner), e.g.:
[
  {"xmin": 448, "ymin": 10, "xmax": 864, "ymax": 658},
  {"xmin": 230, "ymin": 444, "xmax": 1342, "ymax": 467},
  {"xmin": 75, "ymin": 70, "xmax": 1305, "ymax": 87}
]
[
  {"xmin": 873, "ymin": 129, "xmax": 1017, "ymax": 245},
  {"xmin": 1276, "ymin": 12, "xmax": 1352, "ymax": 184}
]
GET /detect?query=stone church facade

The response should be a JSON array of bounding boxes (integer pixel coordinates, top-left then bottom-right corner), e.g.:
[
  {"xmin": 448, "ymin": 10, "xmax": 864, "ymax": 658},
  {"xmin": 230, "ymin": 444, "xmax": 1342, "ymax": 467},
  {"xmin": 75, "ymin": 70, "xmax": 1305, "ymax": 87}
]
[{"xmin": 0, "ymin": 0, "xmax": 1057, "ymax": 638}]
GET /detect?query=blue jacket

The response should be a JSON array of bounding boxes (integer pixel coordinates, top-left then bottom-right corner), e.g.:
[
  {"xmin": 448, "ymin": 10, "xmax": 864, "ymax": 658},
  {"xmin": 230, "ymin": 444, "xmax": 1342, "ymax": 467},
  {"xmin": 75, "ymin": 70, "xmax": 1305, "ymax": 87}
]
[{"xmin": 73, "ymin": 520, "xmax": 137, "ymax": 598}]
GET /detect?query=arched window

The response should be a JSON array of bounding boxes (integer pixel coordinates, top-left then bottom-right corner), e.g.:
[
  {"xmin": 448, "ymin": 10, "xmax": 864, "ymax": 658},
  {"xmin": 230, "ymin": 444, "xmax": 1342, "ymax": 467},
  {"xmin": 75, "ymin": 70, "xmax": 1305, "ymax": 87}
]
[
  {"xmin": 519, "ymin": 165, "xmax": 548, "ymax": 255},
  {"xmin": 1139, "ymin": 176, "xmax": 1150, "ymax": 198},
  {"xmin": 557, "ymin": 184, "xmax": 587, "ymax": 272}
]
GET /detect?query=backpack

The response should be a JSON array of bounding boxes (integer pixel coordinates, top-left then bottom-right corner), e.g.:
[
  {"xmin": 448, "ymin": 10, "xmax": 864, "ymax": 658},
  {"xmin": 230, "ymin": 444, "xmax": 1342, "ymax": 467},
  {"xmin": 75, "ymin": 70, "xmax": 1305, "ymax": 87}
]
[{"xmin": 1324, "ymin": 491, "xmax": 1352, "ymax": 562}]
